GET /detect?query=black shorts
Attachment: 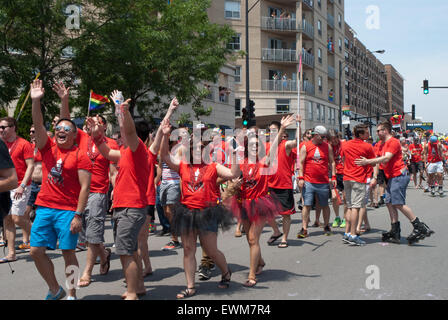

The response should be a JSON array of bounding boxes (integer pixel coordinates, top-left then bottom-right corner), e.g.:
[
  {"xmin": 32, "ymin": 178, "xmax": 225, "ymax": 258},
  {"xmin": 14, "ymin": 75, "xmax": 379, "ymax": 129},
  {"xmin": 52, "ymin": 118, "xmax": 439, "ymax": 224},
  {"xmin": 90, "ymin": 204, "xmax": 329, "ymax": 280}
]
[
  {"xmin": 268, "ymin": 188, "xmax": 295, "ymax": 215},
  {"xmin": 147, "ymin": 205, "xmax": 155, "ymax": 218},
  {"xmin": 336, "ymin": 174, "xmax": 344, "ymax": 192},
  {"xmin": 377, "ymin": 169, "xmax": 387, "ymax": 185},
  {"xmin": 409, "ymin": 161, "xmax": 424, "ymax": 174}
]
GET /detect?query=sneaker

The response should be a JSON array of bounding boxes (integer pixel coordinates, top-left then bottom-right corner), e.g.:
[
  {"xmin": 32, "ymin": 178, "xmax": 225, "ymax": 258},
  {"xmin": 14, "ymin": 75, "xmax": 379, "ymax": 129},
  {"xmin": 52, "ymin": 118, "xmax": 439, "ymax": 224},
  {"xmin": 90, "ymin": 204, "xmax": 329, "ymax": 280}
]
[
  {"xmin": 332, "ymin": 217, "xmax": 341, "ymax": 228},
  {"xmin": 18, "ymin": 242, "xmax": 30, "ymax": 250},
  {"xmin": 45, "ymin": 286, "xmax": 66, "ymax": 300},
  {"xmin": 348, "ymin": 235, "xmax": 366, "ymax": 246},
  {"xmin": 198, "ymin": 265, "xmax": 211, "ymax": 281},
  {"xmin": 297, "ymin": 228, "xmax": 308, "ymax": 239},
  {"xmin": 66, "ymin": 296, "xmax": 77, "ymax": 300},
  {"xmin": 76, "ymin": 242, "xmax": 87, "ymax": 251},
  {"xmin": 431, "ymin": 187, "xmax": 436, "ymax": 196},
  {"xmin": 342, "ymin": 233, "xmax": 351, "ymax": 244},
  {"xmin": 438, "ymin": 187, "xmax": 444, "ymax": 196},
  {"xmin": 324, "ymin": 225, "xmax": 332, "ymax": 236},
  {"xmin": 156, "ymin": 230, "xmax": 170, "ymax": 237},
  {"xmin": 424, "ymin": 186, "xmax": 430, "ymax": 193},
  {"xmin": 339, "ymin": 219, "xmax": 346, "ymax": 228},
  {"xmin": 162, "ymin": 241, "xmax": 182, "ymax": 251}
]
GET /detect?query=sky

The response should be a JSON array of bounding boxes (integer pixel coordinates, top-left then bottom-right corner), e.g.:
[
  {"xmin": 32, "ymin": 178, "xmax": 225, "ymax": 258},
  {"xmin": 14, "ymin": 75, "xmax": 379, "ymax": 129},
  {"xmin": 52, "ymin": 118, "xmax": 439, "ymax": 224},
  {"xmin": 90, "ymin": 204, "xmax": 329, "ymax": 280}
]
[{"xmin": 345, "ymin": 0, "xmax": 448, "ymax": 133}]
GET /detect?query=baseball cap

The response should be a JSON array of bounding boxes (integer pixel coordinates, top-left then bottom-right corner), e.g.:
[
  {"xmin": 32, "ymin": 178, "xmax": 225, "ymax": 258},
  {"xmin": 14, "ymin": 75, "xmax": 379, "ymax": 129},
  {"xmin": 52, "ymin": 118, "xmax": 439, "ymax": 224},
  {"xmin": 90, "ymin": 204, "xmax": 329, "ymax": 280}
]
[
  {"xmin": 313, "ymin": 126, "xmax": 328, "ymax": 136},
  {"xmin": 430, "ymin": 136, "xmax": 438, "ymax": 143}
]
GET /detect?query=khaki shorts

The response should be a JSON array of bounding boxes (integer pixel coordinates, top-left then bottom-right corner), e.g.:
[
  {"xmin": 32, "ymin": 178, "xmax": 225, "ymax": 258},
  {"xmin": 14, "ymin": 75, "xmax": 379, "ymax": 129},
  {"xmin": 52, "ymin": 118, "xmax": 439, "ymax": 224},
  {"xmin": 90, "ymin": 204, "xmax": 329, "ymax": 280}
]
[
  {"xmin": 113, "ymin": 207, "xmax": 146, "ymax": 256},
  {"xmin": 10, "ymin": 187, "xmax": 32, "ymax": 216},
  {"xmin": 343, "ymin": 181, "xmax": 366, "ymax": 209}
]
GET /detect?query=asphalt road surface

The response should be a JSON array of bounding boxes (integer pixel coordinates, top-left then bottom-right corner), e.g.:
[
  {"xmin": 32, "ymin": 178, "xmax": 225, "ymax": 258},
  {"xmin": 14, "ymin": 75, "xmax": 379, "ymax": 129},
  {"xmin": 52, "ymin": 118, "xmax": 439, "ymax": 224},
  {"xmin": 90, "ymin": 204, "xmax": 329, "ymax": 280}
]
[{"xmin": 1, "ymin": 181, "xmax": 446, "ymax": 301}]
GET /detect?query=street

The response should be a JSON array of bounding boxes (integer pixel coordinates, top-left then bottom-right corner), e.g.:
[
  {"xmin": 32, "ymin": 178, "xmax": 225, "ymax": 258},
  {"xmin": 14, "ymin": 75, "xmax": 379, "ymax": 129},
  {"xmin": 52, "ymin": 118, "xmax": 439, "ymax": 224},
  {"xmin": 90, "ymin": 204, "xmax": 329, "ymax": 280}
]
[{"xmin": 0, "ymin": 181, "xmax": 447, "ymax": 301}]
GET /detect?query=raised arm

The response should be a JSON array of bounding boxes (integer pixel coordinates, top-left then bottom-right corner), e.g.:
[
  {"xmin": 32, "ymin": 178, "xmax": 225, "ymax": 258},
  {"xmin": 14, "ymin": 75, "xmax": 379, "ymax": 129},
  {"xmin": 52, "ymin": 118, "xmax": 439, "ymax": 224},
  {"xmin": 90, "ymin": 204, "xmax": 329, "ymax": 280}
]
[
  {"xmin": 266, "ymin": 115, "xmax": 295, "ymax": 167},
  {"xmin": 30, "ymin": 80, "xmax": 50, "ymax": 150},
  {"xmin": 160, "ymin": 120, "xmax": 180, "ymax": 172},
  {"xmin": 86, "ymin": 117, "xmax": 121, "ymax": 163},
  {"xmin": 52, "ymin": 82, "xmax": 71, "ymax": 119},
  {"xmin": 285, "ymin": 114, "xmax": 302, "ymax": 154}
]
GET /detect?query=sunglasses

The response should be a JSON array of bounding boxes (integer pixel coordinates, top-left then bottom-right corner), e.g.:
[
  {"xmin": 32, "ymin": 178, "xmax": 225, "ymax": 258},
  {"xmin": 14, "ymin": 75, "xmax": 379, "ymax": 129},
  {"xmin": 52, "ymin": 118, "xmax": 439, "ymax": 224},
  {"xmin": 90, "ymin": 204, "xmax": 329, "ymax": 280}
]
[
  {"xmin": 0, "ymin": 125, "xmax": 13, "ymax": 130},
  {"xmin": 30, "ymin": 130, "xmax": 35, "ymax": 134},
  {"xmin": 55, "ymin": 125, "xmax": 73, "ymax": 133}
]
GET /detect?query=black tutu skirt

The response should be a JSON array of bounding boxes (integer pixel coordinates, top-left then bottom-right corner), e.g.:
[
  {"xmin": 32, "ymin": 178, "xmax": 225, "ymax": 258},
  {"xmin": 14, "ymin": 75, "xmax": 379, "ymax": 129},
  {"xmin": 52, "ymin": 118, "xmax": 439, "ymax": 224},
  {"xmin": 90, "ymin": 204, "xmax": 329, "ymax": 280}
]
[{"xmin": 171, "ymin": 203, "xmax": 234, "ymax": 236}]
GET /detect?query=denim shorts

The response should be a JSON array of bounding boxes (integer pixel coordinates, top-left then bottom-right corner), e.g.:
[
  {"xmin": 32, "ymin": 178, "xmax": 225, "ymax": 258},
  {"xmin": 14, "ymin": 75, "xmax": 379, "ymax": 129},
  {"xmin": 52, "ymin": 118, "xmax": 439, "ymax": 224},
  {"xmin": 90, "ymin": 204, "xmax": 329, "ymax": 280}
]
[
  {"xmin": 302, "ymin": 182, "xmax": 330, "ymax": 207},
  {"xmin": 31, "ymin": 206, "xmax": 78, "ymax": 250},
  {"xmin": 385, "ymin": 170, "xmax": 410, "ymax": 206}
]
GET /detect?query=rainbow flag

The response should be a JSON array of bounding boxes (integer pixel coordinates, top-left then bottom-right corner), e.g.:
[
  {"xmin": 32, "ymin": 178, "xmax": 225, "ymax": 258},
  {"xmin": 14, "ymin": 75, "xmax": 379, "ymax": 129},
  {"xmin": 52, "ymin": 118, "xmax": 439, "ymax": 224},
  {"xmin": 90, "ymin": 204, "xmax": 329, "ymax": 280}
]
[{"xmin": 89, "ymin": 91, "xmax": 110, "ymax": 110}]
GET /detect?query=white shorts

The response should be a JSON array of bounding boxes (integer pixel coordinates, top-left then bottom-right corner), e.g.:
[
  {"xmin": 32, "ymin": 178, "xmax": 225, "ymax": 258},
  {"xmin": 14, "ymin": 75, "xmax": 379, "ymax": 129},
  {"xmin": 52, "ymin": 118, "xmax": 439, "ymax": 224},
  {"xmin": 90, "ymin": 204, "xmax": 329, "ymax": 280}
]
[
  {"xmin": 427, "ymin": 162, "xmax": 444, "ymax": 174},
  {"xmin": 9, "ymin": 187, "xmax": 32, "ymax": 216}
]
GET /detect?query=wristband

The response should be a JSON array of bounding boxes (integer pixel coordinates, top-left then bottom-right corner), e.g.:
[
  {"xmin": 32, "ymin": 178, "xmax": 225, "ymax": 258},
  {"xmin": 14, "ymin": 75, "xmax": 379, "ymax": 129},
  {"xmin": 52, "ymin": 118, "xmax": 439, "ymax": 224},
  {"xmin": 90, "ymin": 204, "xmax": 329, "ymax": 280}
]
[
  {"xmin": 20, "ymin": 183, "xmax": 26, "ymax": 189},
  {"xmin": 75, "ymin": 211, "xmax": 83, "ymax": 218}
]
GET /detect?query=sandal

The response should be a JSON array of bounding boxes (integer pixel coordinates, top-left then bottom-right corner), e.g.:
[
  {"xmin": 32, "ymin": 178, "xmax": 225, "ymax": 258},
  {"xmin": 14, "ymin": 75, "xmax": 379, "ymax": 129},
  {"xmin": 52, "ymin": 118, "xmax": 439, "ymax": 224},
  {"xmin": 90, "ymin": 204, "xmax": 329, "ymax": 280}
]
[
  {"xmin": 100, "ymin": 248, "xmax": 111, "ymax": 275},
  {"xmin": 78, "ymin": 277, "xmax": 91, "ymax": 288},
  {"xmin": 267, "ymin": 233, "xmax": 283, "ymax": 246},
  {"xmin": 278, "ymin": 242, "xmax": 288, "ymax": 248},
  {"xmin": 218, "ymin": 270, "xmax": 232, "ymax": 289},
  {"xmin": 177, "ymin": 287, "xmax": 196, "ymax": 299},
  {"xmin": 243, "ymin": 278, "xmax": 257, "ymax": 288}
]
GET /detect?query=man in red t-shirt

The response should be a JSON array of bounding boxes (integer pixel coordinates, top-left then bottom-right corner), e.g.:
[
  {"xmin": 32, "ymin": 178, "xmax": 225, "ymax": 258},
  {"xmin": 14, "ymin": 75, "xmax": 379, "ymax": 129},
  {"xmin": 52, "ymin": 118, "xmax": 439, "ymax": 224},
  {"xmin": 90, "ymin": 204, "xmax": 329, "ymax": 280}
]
[
  {"xmin": 423, "ymin": 136, "xmax": 444, "ymax": 196},
  {"xmin": 408, "ymin": 137, "xmax": 424, "ymax": 189},
  {"xmin": 340, "ymin": 124, "xmax": 377, "ymax": 246},
  {"xmin": 297, "ymin": 126, "xmax": 337, "ymax": 238},
  {"xmin": 30, "ymin": 79, "xmax": 92, "ymax": 300},
  {"xmin": 0, "ymin": 116, "xmax": 34, "ymax": 264},
  {"xmin": 88, "ymin": 92, "xmax": 173, "ymax": 300},
  {"xmin": 355, "ymin": 121, "xmax": 434, "ymax": 245}
]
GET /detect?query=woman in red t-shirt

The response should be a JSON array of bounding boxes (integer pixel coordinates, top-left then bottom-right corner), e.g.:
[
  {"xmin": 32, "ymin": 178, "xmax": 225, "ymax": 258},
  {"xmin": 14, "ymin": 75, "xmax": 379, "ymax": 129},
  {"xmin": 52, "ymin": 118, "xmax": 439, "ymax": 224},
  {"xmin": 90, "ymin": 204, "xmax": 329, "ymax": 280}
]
[
  {"xmin": 160, "ymin": 121, "xmax": 241, "ymax": 299},
  {"xmin": 230, "ymin": 116, "xmax": 293, "ymax": 287}
]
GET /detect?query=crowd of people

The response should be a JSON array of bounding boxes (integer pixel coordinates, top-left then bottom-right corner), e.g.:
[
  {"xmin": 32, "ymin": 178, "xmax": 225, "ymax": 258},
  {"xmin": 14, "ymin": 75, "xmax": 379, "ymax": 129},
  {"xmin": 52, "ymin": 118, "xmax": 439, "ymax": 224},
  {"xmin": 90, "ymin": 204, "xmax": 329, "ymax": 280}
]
[{"xmin": 0, "ymin": 79, "xmax": 443, "ymax": 300}]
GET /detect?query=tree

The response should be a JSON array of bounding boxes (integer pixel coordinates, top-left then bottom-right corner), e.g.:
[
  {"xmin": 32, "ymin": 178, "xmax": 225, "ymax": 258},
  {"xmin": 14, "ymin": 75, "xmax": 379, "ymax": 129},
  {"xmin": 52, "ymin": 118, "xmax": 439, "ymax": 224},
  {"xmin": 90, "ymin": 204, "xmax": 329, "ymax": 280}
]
[
  {"xmin": 70, "ymin": 0, "xmax": 235, "ymax": 121},
  {"xmin": 0, "ymin": 0, "xmax": 77, "ymax": 125}
]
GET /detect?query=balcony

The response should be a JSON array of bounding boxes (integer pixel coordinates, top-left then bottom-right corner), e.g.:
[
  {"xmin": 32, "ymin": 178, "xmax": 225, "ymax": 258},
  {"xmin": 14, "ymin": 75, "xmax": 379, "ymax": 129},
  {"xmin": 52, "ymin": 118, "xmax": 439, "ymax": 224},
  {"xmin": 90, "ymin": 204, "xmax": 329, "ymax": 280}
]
[
  {"xmin": 261, "ymin": 17, "xmax": 298, "ymax": 32},
  {"xmin": 262, "ymin": 79, "xmax": 298, "ymax": 92},
  {"xmin": 328, "ymin": 65, "xmax": 335, "ymax": 79},
  {"xmin": 301, "ymin": 0, "xmax": 314, "ymax": 10},
  {"xmin": 327, "ymin": 13, "xmax": 335, "ymax": 29},
  {"xmin": 302, "ymin": 80, "xmax": 315, "ymax": 95},
  {"xmin": 262, "ymin": 48, "xmax": 297, "ymax": 63},
  {"xmin": 300, "ymin": 20, "xmax": 314, "ymax": 39},
  {"xmin": 301, "ymin": 48, "xmax": 315, "ymax": 68}
]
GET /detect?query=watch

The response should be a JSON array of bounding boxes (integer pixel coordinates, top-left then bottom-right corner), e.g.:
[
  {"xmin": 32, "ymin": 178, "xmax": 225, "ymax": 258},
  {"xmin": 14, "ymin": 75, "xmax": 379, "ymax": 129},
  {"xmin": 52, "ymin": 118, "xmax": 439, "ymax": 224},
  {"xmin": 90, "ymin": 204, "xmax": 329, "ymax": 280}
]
[
  {"xmin": 75, "ymin": 211, "xmax": 83, "ymax": 218},
  {"xmin": 20, "ymin": 183, "xmax": 26, "ymax": 189}
]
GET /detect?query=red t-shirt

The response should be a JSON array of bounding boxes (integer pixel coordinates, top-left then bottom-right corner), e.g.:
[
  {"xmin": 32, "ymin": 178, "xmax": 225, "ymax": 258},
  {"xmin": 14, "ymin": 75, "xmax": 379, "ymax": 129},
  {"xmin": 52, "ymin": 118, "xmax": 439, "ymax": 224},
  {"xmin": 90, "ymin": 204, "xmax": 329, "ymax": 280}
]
[
  {"xmin": 380, "ymin": 138, "xmax": 405, "ymax": 179},
  {"xmin": 35, "ymin": 137, "xmax": 92, "ymax": 211},
  {"xmin": 79, "ymin": 130, "xmax": 119, "ymax": 194},
  {"xmin": 240, "ymin": 160, "xmax": 269, "ymax": 200},
  {"xmin": 408, "ymin": 144, "xmax": 423, "ymax": 163},
  {"xmin": 6, "ymin": 137, "xmax": 34, "ymax": 185},
  {"xmin": 178, "ymin": 162, "xmax": 219, "ymax": 210},
  {"xmin": 427, "ymin": 142, "xmax": 442, "ymax": 163},
  {"xmin": 341, "ymin": 139, "xmax": 376, "ymax": 183},
  {"xmin": 268, "ymin": 140, "xmax": 295, "ymax": 189},
  {"xmin": 302, "ymin": 141, "xmax": 330, "ymax": 184},
  {"xmin": 332, "ymin": 141, "xmax": 344, "ymax": 175},
  {"xmin": 32, "ymin": 143, "xmax": 43, "ymax": 163},
  {"xmin": 113, "ymin": 139, "xmax": 150, "ymax": 209},
  {"xmin": 146, "ymin": 149, "xmax": 158, "ymax": 206}
]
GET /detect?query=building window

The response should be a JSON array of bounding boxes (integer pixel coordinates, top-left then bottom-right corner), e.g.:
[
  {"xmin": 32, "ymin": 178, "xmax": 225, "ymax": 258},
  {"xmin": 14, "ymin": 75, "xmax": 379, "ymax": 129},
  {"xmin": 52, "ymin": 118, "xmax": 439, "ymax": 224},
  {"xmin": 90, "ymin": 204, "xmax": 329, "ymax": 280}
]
[
  {"xmin": 317, "ymin": 20, "xmax": 322, "ymax": 36},
  {"xmin": 318, "ymin": 0, "xmax": 321, "ymax": 9},
  {"xmin": 318, "ymin": 48, "xmax": 322, "ymax": 64},
  {"xmin": 307, "ymin": 101, "xmax": 313, "ymax": 120},
  {"xmin": 338, "ymin": 38, "xmax": 342, "ymax": 52},
  {"xmin": 235, "ymin": 66, "xmax": 241, "ymax": 83},
  {"xmin": 227, "ymin": 34, "xmax": 241, "ymax": 50},
  {"xmin": 318, "ymin": 76, "xmax": 322, "ymax": 92},
  {"xmin": 225, "ymin": 1, "xmax": 241, "ymax": 19},
  {"xmin": 276, "ymin": 99, "xmax": 290, "ymax": 114},
  {"xmin": 338, "ymin": 13, "xmax": 342, "ymax": 28},
  {"xmin": 235, "ymin": 98, "xmax": 241, "ymax": 117}
]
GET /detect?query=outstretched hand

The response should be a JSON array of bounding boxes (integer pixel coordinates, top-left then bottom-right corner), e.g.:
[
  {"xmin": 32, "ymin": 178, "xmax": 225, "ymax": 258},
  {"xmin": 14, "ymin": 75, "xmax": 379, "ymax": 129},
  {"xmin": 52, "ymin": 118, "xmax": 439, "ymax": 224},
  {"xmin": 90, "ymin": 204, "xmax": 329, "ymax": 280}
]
[
  {"xmin": 161, "ymin": 119, "xmax": 171, "ymax": 135},
  {"xmin": 52, "ymin": 82, "xmax": 70, "ymax": 100},
  {"xmin": 169, "ymin": 97, "xmax": 179, "ymax": 111},
  {"xmin": 86, "ymin": 116, "xmax": 105, "ymax": 140},
  {"xmin": 281, "ymin": 114, "xmax": 295, "ymax": 129},
  {"xmin": 30, "ymin": 79, "xmax": 45, "ymax": 101}
]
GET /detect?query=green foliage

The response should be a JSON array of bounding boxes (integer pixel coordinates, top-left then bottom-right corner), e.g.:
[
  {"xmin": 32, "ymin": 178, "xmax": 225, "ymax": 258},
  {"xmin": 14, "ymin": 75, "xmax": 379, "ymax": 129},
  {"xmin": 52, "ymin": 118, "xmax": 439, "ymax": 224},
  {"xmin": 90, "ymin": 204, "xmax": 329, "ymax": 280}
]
[{"xmin": 13, "ymin": 90, "xmax": 33, "ymax": 140}]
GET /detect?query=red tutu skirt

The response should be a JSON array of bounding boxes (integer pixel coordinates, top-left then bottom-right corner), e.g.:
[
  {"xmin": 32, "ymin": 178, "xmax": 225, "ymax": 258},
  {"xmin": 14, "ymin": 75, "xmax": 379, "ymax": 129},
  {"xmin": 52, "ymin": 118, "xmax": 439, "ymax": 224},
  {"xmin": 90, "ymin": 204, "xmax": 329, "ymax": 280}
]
[{"xmin": 225, "ymin": 193, "xmax": 283, "ymax": 224}]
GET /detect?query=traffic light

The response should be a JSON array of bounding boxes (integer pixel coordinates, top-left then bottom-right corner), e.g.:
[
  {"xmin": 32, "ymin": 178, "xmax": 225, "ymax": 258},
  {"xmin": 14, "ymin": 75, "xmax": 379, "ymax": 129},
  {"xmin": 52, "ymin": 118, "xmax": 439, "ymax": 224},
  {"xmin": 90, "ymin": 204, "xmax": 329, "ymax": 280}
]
[
  {"xmin": 247, "ymin": 100, "xmax": 255, "ymax": 120},
  {"xmin": 242, "ymin": 107, "xmax": 248, "ymax": 126},
  {"xmin": 412, "ymin": 104, "xmax": 416, "ymax": 120},
  {"xmin": 423, "ymin": 80, "xmax": 429, "ymax": 95}
]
